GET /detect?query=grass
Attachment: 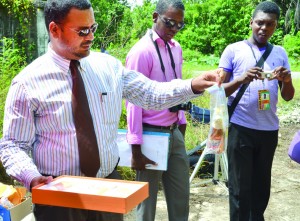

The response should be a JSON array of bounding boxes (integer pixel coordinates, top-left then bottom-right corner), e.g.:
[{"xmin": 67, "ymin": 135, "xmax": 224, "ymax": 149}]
[
  {"xmin": 182, "ymin": 61, "xmax": 300, "ymax": 152},
  {"xmin": 277, "ymin": 78, "xmax": 300, "ymax": 125}
]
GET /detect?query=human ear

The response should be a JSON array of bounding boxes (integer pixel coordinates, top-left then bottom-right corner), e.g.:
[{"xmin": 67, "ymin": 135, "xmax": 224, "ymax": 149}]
[
  {"xmin": 153, "ymin": 12, "xmax": 158, "ymax": 23},
  {"xmin": 49, "ymin": 21, "xmax": 60, "ymax": 38}
]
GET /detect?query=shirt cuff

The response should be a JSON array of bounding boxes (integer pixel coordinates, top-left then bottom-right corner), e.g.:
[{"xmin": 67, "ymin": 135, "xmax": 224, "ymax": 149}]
[
  {"xmin": 126, "ymin": 133, "xmax": 143, "ymax": 145},
  {"xmin": 23, "ymin": 171, "xmax": 42, "ymax": 191}
]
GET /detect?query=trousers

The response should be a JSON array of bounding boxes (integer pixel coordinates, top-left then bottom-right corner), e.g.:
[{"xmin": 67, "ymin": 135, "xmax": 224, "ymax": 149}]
[
  {"xmin": 227, "ymin": 123, "xmax": 278, "ymax": 221},
  {"xmin": 135, "ymin": 126, "xmax": 190, "ymax": 221}
]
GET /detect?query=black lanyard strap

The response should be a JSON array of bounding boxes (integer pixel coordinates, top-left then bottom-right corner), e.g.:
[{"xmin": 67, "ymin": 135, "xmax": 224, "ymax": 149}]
[
  {"xmin": 166, "ymin": 43, "xmax": 176, "ymax": 74},
  {"xmin": 228, "ymin": 42, "xmax": 274, "ymax": 120},
  {"xmin": 149, "ymin": 30, "xmax": 177, "ymax": 79}
]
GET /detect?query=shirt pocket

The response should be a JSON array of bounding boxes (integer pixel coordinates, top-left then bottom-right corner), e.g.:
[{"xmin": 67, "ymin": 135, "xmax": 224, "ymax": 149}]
[{"xmin": 96, "ymin": 91, "xmax": 119, "ymax": 124}]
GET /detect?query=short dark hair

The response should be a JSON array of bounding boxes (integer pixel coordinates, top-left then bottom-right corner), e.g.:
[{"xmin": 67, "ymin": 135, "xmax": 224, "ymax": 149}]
[
  {"xmin": 155, "ymin": 0, "xmax": 185, "ymax": 14},
  {"xmin": 44, "ymin": 0, "xmax": 92, "ymax": 32},
  {"xmin": 252, "ymin": 1, "xmax": 280, "ymax": 20}
]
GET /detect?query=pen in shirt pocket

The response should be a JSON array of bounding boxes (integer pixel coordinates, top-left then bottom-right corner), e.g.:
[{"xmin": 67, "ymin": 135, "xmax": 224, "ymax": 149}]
[{"xmin": 100, "ymin": 92, "xmax": 107, "ymax": 102}]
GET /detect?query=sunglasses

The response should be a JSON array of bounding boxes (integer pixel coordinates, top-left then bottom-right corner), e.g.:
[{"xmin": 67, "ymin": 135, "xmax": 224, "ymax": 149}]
[
  {"xmin": 158, "ymin": 14, "xmax": 185, "ymax": 30},
  {"xmin": 57, "ymin": 22, "xmax": 98, "ymax": 37}
]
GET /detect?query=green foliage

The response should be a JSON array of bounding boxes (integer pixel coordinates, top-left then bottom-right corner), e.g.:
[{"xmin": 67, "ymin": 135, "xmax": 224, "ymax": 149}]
[
  {"xmin": 118, "ymin": 100, "xmax": 128, "ymax": 129},
  {"xmin": 182, "ymin": 62, "xmax": 214, "ymax": 150},
  {"xmin": 0, "ymin": 0, "xmax": 36, "ymax": 60},
  {"xmin": 176, "ymin": 0, "xmax": 255, "ymax": 56},
  {"xmin": 0, "ymin": 38, "xmax": 27, "ymax": 137},
  {"xmin": 277, "ymin": 78, "xmax": 300, "ymax": 126},
  {"xmin": 182, "ymin": 49, "xmax": 219, "ymax": 68},
  {"xmin": 274, "ymin": 0, "xmax": 300, "ymax": 34},
  {"xmin": 103, "ymin": 1, "xmax": 154, "ymax": 60},
  {"xmin": 117, "ymin": 166, "xmax": 136, "ymax": 181},
  {"xmin": 0, "ymin": 0, "xmax": 34, "ymax": 27},
  {"xmin": 0, "ymin": 38, "xmax": 27, "ymax": 184},
  {"xmin": 90, "ymin": 0, "xmax": 300, "ymax": 64},
  {"xmin": 91, "ymin": 0, "xmax": 131, "ymax": 49},
  {"xmin": 283, "ymin": 31, "xmax": 300, "ymax": 67},
  {"xmin": 91, "ymin": 0, "xmax": 154, "ymax": 53}
]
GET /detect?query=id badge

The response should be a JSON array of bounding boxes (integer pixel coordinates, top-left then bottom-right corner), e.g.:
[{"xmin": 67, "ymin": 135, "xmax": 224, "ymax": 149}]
[{"xmin": 258, "ymin": 89, "xmax": 270, "ymax": 110}]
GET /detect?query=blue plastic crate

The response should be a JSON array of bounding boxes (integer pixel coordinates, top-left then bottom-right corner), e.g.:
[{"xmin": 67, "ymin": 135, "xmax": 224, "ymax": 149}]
[
  {"xmin": 189, "ymin": 105, "xmax": 210, "ymax": 124},
  {"xmin": 0, "ymin": 205, "xmax": 11, "ymax": 221}
]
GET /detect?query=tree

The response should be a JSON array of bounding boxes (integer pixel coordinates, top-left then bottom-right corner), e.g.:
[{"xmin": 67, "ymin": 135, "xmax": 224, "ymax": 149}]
[
  {"xmin": 273, "ymin": 0, "xmax": 300, "ymax": 34},
  {"xmin": 177, "ymin": 0, "xmax": 258, "ymax": 55},
  {"xmin": 90, "ymin": 0, "xmax": 131, "ymax": 50}
]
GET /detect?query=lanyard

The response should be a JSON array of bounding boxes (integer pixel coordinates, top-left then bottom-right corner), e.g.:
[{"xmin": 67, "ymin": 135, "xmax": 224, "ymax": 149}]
[
  {"xmin": 149, "ymin": 30, "xmax": 177, "ymax": 79},
  {"xmin": 246, "ymin": 40, "xmax": 266, "ymax": 69},
  {"xmin": 246, "ymin": 41, "xmax": 268, "ymax": 87}
]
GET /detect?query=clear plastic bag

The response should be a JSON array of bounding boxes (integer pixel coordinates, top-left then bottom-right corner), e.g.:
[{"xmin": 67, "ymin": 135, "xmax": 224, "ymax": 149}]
[{"xmin": 206, "ymin": 85, "xmax": 228, "ymax": 154}]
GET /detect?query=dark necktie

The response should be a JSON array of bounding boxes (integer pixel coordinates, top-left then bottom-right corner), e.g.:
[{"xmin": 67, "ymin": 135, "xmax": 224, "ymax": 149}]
[{"xmin": 70, "ymin": 60, "xmax": 100, "ymax": 177}]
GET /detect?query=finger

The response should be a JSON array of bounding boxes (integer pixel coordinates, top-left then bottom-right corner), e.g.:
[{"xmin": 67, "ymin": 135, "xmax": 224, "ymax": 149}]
[
  {"xmin": 283, "ymin": 73, "xmax": 292, "ymax": 82},
  {"xmin": 203, "ymin": 71, "xmax": 219, "ymax": 81},
  {"xmin": 45, "ymin": 176, "xmax": 54, "ymax": 184},
  {"xmin": 217, "ymin": 70, "xmax": 225, "ymax": 86},
  {"xmin": 219, "ymin": 69, "xmax": 226, "ymax": 82},
  {"xmin": 250, "ymin": 72, "xmax": 257, "ymax": 80},
  {"xmin": 145, "ymin": 163, "xmax": 158, "ymax": 168},
  {"xmin": 145, "ymin": 158, "xmax": 157, "ymax": 165}
]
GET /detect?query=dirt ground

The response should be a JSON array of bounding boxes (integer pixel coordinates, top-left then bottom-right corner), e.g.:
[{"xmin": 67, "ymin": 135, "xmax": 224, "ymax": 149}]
[{"xmin": 125, "ymin": 125, "xmax": 300, "ymax": 221}]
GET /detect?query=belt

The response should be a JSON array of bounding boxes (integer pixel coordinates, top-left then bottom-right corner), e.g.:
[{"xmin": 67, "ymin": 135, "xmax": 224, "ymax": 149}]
[
  {"xmin": 41, "ymin": 158, "xmax": 120, "ymax": 179},
  {"xmin": 143, "ymin": 123, "xmax": 178, "ymax": 131}
]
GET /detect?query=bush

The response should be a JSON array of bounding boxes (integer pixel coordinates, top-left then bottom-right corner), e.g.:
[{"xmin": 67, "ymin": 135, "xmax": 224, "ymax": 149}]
[
  {"xmin": 283, "ymin": 32, "xmax": 300, "ymax": 68},
  {"xmin": 0, "ymin": 38, "xmax": 27, "ymax": 137},
  {"xmin": 0, "ymin": 38, "xmax": 27, "ymax": 184}
]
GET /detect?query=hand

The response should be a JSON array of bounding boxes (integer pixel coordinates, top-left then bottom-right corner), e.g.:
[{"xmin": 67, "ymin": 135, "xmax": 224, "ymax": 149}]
[
  {"xmin": 191, "ymin": 68, "xmax": 225, "ymax": 93},
  {"xmin": 178, "ymin": 124, "xmax": 187, "ymax": 137},
  {"xmin": 237, "ymin": 67, "xmax": 263, "ymax": 84},
  {"xmin": 131, "ymin": 144, "xmax": 157, "ymax": 170},
  {"xmin": 218, "ymin": 68, "xmax": 226, "ymax": 86},
  {"xmin": 30, "ymin": 175, "xmax": 53, "ymax": 190},
  {"xmin": 273, "ymin": 66, "xmax": 292, "ymax": 83}
]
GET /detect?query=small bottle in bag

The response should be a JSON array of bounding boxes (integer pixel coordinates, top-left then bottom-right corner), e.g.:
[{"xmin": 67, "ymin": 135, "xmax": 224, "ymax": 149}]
[
  {"xmin": 206, "ymin": 85, "xmax": 228, "ymax": 154},
  {"xmin": 209, "ymin": 107, "xmax": 225, "ymax": 153}
]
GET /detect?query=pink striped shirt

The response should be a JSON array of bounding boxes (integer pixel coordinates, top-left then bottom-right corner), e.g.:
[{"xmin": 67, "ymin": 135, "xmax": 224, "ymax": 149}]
[{"xmin": 126, "ymin": 29, "xmax": 186, "ymax": 144}]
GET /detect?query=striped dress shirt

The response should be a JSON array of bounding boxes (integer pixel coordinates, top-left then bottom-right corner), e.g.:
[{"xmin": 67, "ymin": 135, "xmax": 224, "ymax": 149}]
[{"xmin": 0, "ymin": 45, "xmax": 197, "ymax": 190}]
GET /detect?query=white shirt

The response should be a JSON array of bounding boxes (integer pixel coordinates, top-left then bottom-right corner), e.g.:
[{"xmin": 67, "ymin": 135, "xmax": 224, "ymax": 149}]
[{"xmin": 0, "ymin": 46, "xmax": 197, "ymax": 190}]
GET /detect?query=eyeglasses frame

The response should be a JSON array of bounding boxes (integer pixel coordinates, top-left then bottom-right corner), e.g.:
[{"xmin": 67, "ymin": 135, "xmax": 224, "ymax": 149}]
[
  {"xmin": 158, "ymin": 14, "xmax": 185, "ymax": 31},
  {"xmin": 55, "ymin": 22, "xmax": 98, "ymax": 37}
]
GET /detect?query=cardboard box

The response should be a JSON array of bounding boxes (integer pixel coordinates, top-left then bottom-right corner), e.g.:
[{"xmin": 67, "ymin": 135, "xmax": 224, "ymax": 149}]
[
  {"xmin": 0, "ymin": 197, "xmax": 32, "ymax": 221},
  {"xmin": 32, "ymin": 176, "xmax": 148, "ymax": 214}
]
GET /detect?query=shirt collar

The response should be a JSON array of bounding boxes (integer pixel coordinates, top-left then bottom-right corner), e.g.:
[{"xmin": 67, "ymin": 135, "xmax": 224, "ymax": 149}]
[
  {"xmin": 148, "ymin": 29, "xmax": 176, "ymax": 47},
  {"xmin": 47, "ymin": 43, "xmax": 72, "ymax": 74}
]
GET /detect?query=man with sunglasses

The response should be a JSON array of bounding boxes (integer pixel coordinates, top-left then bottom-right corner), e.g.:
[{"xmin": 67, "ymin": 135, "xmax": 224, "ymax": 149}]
[
  {"xmin": 0, "ymin": 0, "xmax": 223, "ymax": 220},
  {"xmin": 125, "ymin": 1, "xmax": 189, "ymax": 221}
]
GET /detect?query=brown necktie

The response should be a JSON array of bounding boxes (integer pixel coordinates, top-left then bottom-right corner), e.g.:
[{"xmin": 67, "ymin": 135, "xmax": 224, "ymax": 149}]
[{"xmin": 70, "ymin": 60, "xmax": 100, "ymax": 177}]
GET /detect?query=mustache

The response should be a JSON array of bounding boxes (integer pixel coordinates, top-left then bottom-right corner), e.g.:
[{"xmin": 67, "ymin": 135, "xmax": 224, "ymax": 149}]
[{"xmin": 81, "ymin": 40, "xmax": 93, "ymax": 46}]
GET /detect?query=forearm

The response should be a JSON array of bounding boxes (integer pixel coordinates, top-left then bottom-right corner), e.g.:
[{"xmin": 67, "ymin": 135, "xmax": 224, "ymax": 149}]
[
  {"xmin": 124, "ymin": 71, "xmax": 197, "ymax": 110},
  {"xmin": 222, "ymin": 77, "xmax": 244, "ymax": 97},
  {"xmin": 131, "ymin": 144, "xmax": 143, "ymax": 168},
  {"xmin": 281, "ymin": 80, "xmax": 295, "ymax": 101},
  {"xmin": 0, "ymin": 140, "xmax": 40, "ymax": 190},
  {"xmin": 131, "ymin": 144, "xmax": 142, "ymax": 155}
]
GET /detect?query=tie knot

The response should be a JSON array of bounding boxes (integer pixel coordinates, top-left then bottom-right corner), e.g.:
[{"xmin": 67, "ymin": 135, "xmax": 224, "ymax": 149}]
[
  {"xmin": 70, "ymin": 60, "xmax": 80, "ymax": 68},
  {"xmin": 70, "ymin": 60, "xmax": 81, "ymax": 77}
]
